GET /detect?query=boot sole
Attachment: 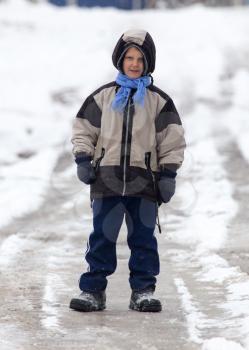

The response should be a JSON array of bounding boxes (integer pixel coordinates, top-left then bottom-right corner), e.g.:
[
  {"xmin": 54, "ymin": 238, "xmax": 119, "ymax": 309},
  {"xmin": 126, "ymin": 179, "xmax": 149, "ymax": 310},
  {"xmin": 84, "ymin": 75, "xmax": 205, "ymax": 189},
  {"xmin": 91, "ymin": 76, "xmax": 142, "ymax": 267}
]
[
  {"xmin": 69, "ymin": 298, "xmax": 106, "ymax": 312},
  {"xmin": 129, "ymin": 299, "xmax": 162, "ymax": 312}
]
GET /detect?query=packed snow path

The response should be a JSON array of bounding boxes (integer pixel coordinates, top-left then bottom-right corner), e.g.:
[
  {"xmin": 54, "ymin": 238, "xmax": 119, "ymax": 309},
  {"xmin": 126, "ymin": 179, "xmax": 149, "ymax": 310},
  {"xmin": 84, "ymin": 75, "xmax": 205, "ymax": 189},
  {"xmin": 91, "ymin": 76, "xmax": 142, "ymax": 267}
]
[
  {"xmin": 1, "ymin": 1, "xmax": 249, "ymax": 349},
  {"xmin": 0, "ymin": 144, "xmax": 249, "ymax": 350}
]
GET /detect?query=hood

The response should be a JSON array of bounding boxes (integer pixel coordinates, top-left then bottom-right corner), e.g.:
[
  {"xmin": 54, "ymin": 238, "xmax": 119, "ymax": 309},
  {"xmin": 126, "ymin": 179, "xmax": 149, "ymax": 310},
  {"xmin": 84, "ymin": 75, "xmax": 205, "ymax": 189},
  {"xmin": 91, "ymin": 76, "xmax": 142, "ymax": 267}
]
[{"xmin": 112, "ymin": 29, "xmax": 156, "ymax": 76}]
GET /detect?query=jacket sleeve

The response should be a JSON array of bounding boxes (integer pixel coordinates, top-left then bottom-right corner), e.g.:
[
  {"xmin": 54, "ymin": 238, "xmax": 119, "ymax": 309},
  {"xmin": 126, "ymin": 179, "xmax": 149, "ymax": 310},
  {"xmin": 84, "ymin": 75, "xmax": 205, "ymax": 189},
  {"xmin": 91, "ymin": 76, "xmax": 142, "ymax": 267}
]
[
  {"xmin": 155, "ymin": 98, "xmax": 186, "ymax": 173},
  {"xmin": 71, "ymin": 94, "xmax": 101, "ymax": 157}
]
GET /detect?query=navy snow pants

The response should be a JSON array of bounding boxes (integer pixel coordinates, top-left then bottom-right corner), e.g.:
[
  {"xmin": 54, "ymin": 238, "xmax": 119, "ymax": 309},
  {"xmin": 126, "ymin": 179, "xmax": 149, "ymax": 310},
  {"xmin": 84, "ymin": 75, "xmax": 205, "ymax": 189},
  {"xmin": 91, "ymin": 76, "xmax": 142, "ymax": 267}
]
[{"xmin": 79, "ymin": 196, "xmax": 160, "ymax": 292}]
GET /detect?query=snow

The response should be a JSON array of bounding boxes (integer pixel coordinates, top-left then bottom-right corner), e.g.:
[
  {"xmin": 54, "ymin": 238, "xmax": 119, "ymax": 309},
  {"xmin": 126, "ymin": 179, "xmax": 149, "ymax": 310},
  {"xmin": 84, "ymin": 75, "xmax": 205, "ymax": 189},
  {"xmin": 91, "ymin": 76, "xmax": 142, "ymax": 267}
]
[
  {"xmin": 0, "ymin": 233, "xmax": 28, "ymax": 266},
  {"xmin": 174, "ymin": 277, "xmax": 204, "ymax": 344},
  {"xmin": 164, "ymin": 105, "xmax": 238, "ymax": 249},
  {"xmin": 225, "ymin": 71, "xmax": 249, "ymax": 162},
  {"xmin": 202, "ymin": 337, "xmax": 245, "ymax": 350},
  {"xmin": 42, "ymin": 272, "xmax": 62, "ymax": 330},
  {"xmin": 1, "ymin": 1, "xmax": 249, "ymax": 349},
  {"xmin": 0, "ymin": 149, "xmax": 58, "ymax": 227},
  {"xmin": 174, "ymin": 252, "xmax": 249, "ymax": 349}
]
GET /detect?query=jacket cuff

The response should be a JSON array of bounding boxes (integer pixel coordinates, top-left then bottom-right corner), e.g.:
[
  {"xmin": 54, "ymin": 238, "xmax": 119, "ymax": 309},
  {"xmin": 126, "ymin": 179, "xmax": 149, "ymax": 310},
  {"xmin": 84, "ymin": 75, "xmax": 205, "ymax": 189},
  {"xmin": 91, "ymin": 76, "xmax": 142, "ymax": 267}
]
[
  {"xmin": 160, "ymin": 164, "xmax": 177, "ymax": 178},
  {"xmin": 75, "ymin": 152, "xmax": 92, "ymax": 164}
]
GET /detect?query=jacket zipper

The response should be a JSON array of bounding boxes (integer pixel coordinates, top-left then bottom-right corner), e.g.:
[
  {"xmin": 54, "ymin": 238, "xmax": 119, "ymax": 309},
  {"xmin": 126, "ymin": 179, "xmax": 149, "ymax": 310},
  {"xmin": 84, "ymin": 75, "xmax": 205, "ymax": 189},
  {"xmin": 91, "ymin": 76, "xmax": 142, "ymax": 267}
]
[{"xmin": 122, "ymin": 98, "xmax": 131, "ymax": 196}]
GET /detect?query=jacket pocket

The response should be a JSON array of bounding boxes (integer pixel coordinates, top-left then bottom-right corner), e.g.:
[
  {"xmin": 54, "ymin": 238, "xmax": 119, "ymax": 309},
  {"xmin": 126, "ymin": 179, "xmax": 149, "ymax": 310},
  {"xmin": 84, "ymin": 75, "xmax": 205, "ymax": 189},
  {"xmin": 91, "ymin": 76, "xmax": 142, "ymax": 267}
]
[
  {"xmin": 94, "ymin": 147, "xmax": 105, "ymax": 173},
  {"xmin": 145, "ymin": 151, "xmax": 160, "ymax": 191},
  {"xmin": 145, "ymin": 152, "xmax": 156, "ymax": 186}
]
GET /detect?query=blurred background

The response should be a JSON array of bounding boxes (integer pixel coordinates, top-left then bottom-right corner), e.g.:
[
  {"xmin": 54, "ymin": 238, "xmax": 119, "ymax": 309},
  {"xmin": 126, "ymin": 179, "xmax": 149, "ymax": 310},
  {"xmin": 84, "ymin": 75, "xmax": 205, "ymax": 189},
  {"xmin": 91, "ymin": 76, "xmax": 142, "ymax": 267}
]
[
  {"xmin": 7, "ymin": 0, "xmax": 249, "ymax": 8},
  {"xmin": 1, "ymin": 0, "xmax": 248, "ymax": 233}
]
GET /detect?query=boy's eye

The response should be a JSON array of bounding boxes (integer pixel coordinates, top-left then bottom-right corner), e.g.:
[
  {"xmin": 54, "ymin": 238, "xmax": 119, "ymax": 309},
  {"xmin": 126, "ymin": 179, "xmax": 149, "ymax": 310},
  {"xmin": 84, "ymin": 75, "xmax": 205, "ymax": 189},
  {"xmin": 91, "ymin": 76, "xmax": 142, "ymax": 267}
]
[{"xmin": 125, "ymin": 56, "xmax": 143, "ymax": 62}]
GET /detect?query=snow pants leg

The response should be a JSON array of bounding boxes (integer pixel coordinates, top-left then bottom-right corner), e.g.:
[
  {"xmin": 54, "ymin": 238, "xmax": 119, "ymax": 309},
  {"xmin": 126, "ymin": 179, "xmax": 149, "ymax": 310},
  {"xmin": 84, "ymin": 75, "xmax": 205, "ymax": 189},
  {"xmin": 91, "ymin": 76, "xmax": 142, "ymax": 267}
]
[
  {"xmin": 79, "ymin": 196, "xmax": 159, "ymax": 292},
  {"xmin": 125, "ymin": 197, "xmax": 159, "ymax": 291},
  {"xmin": 79, "ymin": 197, "xmax": 124, "ymax": 292}
]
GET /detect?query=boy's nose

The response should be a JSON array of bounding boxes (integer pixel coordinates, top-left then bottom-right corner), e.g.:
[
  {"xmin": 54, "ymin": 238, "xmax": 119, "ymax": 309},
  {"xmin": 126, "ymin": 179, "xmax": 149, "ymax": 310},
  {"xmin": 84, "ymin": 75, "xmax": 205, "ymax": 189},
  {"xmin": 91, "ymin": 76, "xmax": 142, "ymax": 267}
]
[{"xmin": 132, "ymin": 60, "xmax": 139, "ymax": 67}]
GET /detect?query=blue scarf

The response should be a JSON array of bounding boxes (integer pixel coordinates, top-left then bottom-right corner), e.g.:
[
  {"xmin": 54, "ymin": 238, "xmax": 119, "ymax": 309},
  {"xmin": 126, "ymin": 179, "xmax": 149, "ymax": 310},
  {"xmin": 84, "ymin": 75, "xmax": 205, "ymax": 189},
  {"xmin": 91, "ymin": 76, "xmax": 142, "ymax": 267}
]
[{"xmin": 112, "ymin": 72, "xmax": 151, "ymax": 112}]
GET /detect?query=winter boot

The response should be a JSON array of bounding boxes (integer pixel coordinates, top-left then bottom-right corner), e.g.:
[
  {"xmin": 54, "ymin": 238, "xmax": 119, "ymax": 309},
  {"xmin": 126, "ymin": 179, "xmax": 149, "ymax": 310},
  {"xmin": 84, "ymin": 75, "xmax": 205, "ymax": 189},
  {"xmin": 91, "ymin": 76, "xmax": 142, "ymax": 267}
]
[
  {"xmin": 69, "ymin": 290, "xmax": 106, "ymax": 312},
  {"xmin": 129, "ymin": 288, "xmax": 162, "ymax": 312}
]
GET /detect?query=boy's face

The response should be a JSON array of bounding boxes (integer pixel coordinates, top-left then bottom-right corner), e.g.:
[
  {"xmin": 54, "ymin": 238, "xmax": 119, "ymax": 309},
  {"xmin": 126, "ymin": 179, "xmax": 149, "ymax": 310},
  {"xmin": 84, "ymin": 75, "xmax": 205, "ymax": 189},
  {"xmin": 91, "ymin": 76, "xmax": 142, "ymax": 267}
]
[{"xmin": 123, "ymin": 47, "xmax": 144, "ymax": 79}]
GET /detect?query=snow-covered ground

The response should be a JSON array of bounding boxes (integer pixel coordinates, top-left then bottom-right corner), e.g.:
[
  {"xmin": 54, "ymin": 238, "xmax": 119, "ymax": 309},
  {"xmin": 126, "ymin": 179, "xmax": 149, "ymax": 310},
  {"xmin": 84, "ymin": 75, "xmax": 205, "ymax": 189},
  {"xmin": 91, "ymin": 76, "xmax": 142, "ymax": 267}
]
[{"xmin": 0, "ymin": 1, "xmax": 249, "ymax": 349}]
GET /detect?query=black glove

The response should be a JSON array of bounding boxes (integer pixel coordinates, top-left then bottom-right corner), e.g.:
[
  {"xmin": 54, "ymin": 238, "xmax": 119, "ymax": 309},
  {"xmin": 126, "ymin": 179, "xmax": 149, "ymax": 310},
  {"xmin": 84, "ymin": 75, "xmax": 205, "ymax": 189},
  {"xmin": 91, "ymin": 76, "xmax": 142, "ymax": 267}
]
[
  {"xmin": 75, "ymin": 154, "xmax": 96, "ymax": 185},
  {"xmin": 158, "ymin": 168, "xmax": 176, "ymax": 203}
]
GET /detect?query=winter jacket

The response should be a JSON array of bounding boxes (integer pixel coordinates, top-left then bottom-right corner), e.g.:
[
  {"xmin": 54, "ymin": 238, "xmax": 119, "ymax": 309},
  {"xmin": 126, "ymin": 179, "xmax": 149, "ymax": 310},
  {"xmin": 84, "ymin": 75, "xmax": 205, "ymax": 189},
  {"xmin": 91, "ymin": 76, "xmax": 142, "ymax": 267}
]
[
  {"xmin": 71, "ymin": 82, "xmax": 185, "ymax": 202},
  {"xmin": 71, "ymin": 29, "xmax": 185, "ymax": 202}
]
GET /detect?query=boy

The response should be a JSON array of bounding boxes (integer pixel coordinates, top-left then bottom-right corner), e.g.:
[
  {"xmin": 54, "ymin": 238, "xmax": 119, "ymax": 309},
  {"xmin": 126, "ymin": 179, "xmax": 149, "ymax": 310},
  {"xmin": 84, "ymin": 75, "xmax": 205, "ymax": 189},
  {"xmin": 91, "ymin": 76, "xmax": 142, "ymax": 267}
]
[{"xmin": 70, "ymin": 29, "xmax": 185, "ymax": 312}]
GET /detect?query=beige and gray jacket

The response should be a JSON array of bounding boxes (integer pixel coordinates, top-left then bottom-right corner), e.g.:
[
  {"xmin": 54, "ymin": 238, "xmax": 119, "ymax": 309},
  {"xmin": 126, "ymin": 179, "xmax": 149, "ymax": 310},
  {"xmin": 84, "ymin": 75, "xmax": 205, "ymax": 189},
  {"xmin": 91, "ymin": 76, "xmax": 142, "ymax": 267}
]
[{"xmin": 71, "ymin": 81, "xmax": 185, "ymax": 202}]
